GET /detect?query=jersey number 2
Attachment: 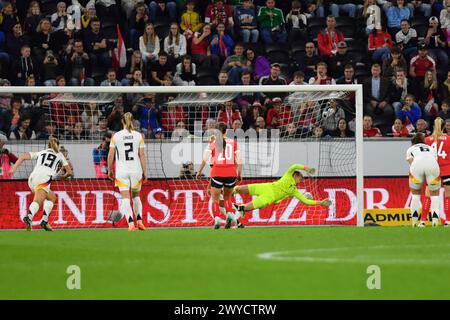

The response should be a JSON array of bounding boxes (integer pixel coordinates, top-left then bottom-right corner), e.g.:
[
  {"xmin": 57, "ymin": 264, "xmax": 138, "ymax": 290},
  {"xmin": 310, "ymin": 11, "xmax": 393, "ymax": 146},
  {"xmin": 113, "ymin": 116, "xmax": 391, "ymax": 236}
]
[{"xmin": 125, "ymin": 143, "xmax": 134, "ymax": 161}]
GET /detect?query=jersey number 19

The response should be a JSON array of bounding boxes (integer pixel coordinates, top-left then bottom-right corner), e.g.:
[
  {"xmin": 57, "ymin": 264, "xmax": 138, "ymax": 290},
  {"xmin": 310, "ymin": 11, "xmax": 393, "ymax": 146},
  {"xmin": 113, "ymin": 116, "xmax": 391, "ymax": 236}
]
[{"xmin": 40, "ymin": 153, "xmax": 57, "ymax": 169}]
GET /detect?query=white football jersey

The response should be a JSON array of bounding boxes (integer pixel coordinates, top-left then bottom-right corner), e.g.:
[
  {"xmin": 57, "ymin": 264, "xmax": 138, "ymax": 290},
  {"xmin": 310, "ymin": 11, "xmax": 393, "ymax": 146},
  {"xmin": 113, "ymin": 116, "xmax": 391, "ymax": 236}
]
[
  {"xmin": 29, "ymin": 149, "xmax": 68, "ymax": 178},
  {"xmin": 110, "ymin": 129, "xmax": 145, "ymax": 173},
  {"xmin": 406, "ymin": 143, "xmax": 437, "ymax": 162}
]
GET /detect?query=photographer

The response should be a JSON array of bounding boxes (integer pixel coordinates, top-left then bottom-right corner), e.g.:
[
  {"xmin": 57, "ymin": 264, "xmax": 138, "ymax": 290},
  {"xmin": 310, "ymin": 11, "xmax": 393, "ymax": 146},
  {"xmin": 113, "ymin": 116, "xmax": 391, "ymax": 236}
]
[
  {"xmin": 66, "ymin": 39, "xmax": 94, "ymax": 86},
  {"xmin": 41, "ymin": 50, "xmax": 61, "ymax": 86},
  {"xmin": 321, "ymin": 99, "xmax": 346, "ymax": 133},
  {"xmin": 180, "ymin": 161, "xmax": 202, "ymax": 179},
  {"xmin": 0, "ymin": 132, "xmax": 18, "ymax": 179},
  {"xmin": 92, "ymin": 132, "xmax": 112, "ymax": 179}
]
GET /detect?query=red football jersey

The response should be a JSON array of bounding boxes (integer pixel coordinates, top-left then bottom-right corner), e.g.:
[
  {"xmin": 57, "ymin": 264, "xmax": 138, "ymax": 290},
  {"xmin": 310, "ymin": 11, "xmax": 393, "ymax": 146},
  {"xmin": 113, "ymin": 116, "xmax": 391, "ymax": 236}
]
[
  {"xmin": 425, "ymin": 134, "xmax": 450, "ymax": 176},
  {"xmin": 208, "ymin": 138, "xmax": 239, "ymax": 178}
]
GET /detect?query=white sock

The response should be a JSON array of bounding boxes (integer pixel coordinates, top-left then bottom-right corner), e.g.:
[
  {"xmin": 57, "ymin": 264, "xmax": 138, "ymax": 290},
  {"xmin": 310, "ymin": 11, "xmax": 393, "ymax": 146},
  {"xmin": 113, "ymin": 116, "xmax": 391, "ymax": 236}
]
[
  {"xmin": 219, "ymin": 202, "xmax": 226, "ymax": 215},
  {"xmin": 28, "ymin": 202, "xmax": 39, "ymax": 220},
  {"xmin": 42, "ymin": 200, "xmax": 54, "ymax": 223},
  {"xmin": 132, "ymin": 197, "xmax": 143, "ymax": 222},
  {"xmin": 214, "ymin": 216, "xmax": 226, "ymax": 225},
  {"xmin": 430, "ymin": 196, "xmax": 440, "ymax": 219},
  {"xmin": 121, "ymin": 198, "xmax": 134, "ymax": 226},
  {"xmin": 410, "ymin": 194, "xmax": 421, "ymax": 218}
]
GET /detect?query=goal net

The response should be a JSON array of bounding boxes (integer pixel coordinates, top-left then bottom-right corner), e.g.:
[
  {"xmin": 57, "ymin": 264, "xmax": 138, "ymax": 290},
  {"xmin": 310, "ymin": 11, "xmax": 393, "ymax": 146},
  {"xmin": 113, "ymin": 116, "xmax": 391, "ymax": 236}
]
[{"xmin": 0, "ymin": 85, "xmax": 363, "ymax": 230}]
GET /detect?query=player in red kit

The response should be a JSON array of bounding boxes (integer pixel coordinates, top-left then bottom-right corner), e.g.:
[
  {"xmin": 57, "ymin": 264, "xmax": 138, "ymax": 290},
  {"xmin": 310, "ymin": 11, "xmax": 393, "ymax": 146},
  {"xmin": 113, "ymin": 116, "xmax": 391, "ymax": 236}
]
[
  {"xmin": 423, "ymin": 117, "xmax": 450, "ymax": 227},
  {"xmin": 197, "ymin": 122, "xmax": 243, "ymax": 229}
]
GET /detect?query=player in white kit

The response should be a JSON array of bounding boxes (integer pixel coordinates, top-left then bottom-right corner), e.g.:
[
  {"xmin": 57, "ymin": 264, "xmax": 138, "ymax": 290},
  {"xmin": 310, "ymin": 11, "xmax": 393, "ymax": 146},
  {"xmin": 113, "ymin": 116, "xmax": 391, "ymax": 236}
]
[
  {"xmin": 406, "ymin": 133, "xmax": 441, "ymax": 227},
  {"xmin": 8, "ymin": 137, "xmax": 73, "ymax": 231},
  {"xmin": 107, "ymin": 112, "xmax": 148, "ymax": 232}
]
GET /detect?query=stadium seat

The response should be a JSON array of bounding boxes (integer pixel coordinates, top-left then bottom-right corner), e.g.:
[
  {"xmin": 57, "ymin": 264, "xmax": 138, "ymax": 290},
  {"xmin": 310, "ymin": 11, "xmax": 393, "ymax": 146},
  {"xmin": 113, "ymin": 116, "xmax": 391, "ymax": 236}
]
[
  {"xmin": 196, "ymin": 67, "xmax": 217, "ymax": 79},
  {"xmin": 335, "ymin": 16, "xmax": 356, "ymax": 28},
  {"xmin": 197, "ymin": 75, "xmax": 218, "ymax": 85},
  {"xmin": 411, "ymin": 17, "xmax": 428, "ymax": 27},
  {"xmin": 41, "ymin": 0, "xmax": 58, "ymax": 16},
  {"xmin": 307, "ymin": 17, "xmax": 326, "ymax": 28},
  {"xmin": 309, "ymin": 25, "xmax": 325, "ymax": 41},
  {"xmin": 340, "ymin": 25, "xmax": 356, "ymax": 39},
  {"xmin": 265, "ymin": 43, "xmax": 291, "ymax": 64},
  {"xmin": 345, "ymin": 39, "xmax": 366, "ymax": 53},
  {"xmin": 155, "ymin": 25, "xmax": 170, "ymax": 42},
  {"xmin": 413, "ymin": 24, "xmax": 427, "ymax": 40},
  {"xmin": 102, "ymin": 26, "xmax": 118, "ymax": 40},
  {"xmin": 291, "ymin": 41, "xmax": 306, "ymax": 53}
]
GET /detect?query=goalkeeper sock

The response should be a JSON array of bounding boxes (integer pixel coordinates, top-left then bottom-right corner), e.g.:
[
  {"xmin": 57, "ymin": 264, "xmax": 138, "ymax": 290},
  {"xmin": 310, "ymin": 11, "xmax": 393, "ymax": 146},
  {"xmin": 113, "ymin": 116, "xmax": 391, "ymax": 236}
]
[
  {"xmin": 443, "ymin": 197, "xmax": 450, "ymax": 223},
  {"xmin": 42, "ymin": 200, "xmax": 54, "ymax": 223},
  {"xmin": 132, "ymin": 197, "xmax": 143, "ymax": 221},
  {"xmin": 421, "ymin": 196, "xmax": 430, "ymax": 222},
  {"xmin": 28, "ymin": 202, "xmax": 39, "ymax": 220},
  {"xmin": 430, "ymin": 196, "xmax": 440, "ymax": 221},
  {"xmin": 410, "ymin": 194, "xmax": 421, "ymax": 220},
  {"xmin": 121, "ymin": 198, "xmax": 134, "ymax": 226}
]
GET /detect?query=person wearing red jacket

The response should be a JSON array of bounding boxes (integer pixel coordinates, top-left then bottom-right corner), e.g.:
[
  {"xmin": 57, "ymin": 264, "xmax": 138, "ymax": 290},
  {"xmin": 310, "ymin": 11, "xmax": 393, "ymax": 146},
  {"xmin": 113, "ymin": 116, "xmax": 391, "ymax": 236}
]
[
  {"xmin": 368, "ymin": 24, "xmax": 393, "ymax": 62},
  {"xmin": 161, "ymin": 103, "xmax": 185, "ymax": 132},
  {"xmin": 217, "ymin": 100, "xmax": 242, "ymax": 129},
  {"xmin": 317, "ymin": 15, "xmax": 344, "ymax": 57},
  {"xmin": 265, "ymin": 97, "xmax": 292, "ymax": 128},
  {"xmin": 391, "ymin": 118, "xmax": 411, "ymax": 137}
]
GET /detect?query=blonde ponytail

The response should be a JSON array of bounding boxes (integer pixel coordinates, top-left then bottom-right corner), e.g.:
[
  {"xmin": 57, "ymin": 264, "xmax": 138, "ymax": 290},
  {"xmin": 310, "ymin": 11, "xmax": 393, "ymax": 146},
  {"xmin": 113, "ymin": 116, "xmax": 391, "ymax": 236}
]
[
  {"xmin": 122, "ymin": 112, "xmax": 134, "ymax": 132},
  {"xmin": 48, "ymin": 136, "xmax": 60, "ymax": 153},
  {"xmin": 433, "ymin": 117, "xmax": 444, "ymax": 143}
]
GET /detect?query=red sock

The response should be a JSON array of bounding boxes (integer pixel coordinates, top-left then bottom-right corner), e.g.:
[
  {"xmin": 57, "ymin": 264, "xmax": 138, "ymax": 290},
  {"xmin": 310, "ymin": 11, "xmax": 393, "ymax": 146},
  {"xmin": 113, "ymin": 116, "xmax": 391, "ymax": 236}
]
[
  {"xmin": 421, "ymin": 197, "xmax": 430, "ymax": 222},
  {"xmin": 443, "ymin": 197, "xmax": 449, "ymax": 224},
  {"xmin": 212, "ymin": 201, "xmax": 223, "ymax": 219},
  {"xmin": 224, "ymin": 197, "xmax": 233, "ymax": 213}
]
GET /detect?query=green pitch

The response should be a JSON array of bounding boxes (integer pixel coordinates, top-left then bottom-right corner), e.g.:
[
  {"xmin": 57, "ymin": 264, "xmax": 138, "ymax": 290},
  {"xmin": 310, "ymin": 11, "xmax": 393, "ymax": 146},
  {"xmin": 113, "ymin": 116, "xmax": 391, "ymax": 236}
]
[{"xmin": 0, "ymin": 227, "xmax": 449, "ymax": 300}]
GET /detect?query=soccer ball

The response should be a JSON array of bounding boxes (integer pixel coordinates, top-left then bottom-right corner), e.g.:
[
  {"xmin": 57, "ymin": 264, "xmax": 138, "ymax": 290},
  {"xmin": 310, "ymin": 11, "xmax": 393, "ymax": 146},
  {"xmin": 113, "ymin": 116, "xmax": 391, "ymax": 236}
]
[{"xmin": 304, "ymin": 192, "xmax": 313, "ymax": 200}]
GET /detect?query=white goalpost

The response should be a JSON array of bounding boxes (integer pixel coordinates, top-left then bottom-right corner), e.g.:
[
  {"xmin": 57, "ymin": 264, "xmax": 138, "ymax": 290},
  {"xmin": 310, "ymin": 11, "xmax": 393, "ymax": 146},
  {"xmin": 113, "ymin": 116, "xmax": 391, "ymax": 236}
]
[{"xmin": 0, "ymin": 84, "xmax": 364, "ymax": 229}]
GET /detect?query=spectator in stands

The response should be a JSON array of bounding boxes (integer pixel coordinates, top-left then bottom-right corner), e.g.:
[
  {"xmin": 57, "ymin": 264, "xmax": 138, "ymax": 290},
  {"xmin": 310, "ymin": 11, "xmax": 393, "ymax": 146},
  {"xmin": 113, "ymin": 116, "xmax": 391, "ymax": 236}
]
[
  {"xmin": 337, "ymin": 64, "xmax": 357, "ymax": 84},
  {"xmin": 440, "ymin": 70, "xmax": 450, "ymax": 101},
  {"xmin": 9, "ymin": 116, "xmax": 36, "ymax": 140},
  {"xmin": 217, "ymin": 70, "xmax": 230, "ymax": 85},
  {"xmin": 243, "ymin": 101, "xmax": 262, "ymax": 130},
  {"xmin": 390, "ymin": 68, "xmax": 411, "ymax": 114},
  {"xmin": 68, "ymin": 121, "xmax": 86, "ymax": 140},
  {"xmin": 257, "ymin": 0, "xmax": 288, "ymax": 44},
  {"xmin": 80, "ymin": 3, "xmax": 97, "ymax": 31},
  {"xmin": 308, "ymin": 62, "xmax": 336, "ymax": 84},
  {"xmin": 255, "ymin": 115, "xmax": 268, "ymax": 137},
  {"xmin": 236, "ymin": 71, "xmax": 261, "ymax": 107},
  {"xmin": 133, "ymin": 94, "xmax": 162, "ymax": 137},
  {"xmin": 164, "ymin": 22, "xmax": 187, "ymax": 67},
  {"xmin": 234, "ymin": 0, "xmax": 259, "ymax": 43},
  {"xmin": 91, "ymin": 116, "xmax": 111, "ymax": 140},
  {"xmin": 81, "ymin": 102, "xmax": 101, "ymax": 135},
  {"xmin": 409, "ymin": 42, "xmax": 436, "ymax": 93},
  {"xmin": 386, "ymin": 0, "xmax": 410, "ymax": 37},
  {"xmin": 0, "ymin": 132, "xmax": 17, "ymax": 179},
  {"xmin": 171, "ymin": 120, "xmax": 190, "ymax": 141},
  {"xmin": 438, "ymin": 99, "xmax": 450, "ymax": 120},
  {"xmin": 249, "ymin": 47, "xmax": 270, "ymax": 82},
  {"xmin": 423, "ymin": 16, "xmax": 448, "ymax": 70},
  {"xmin": 311, "ymin": 125, "xmax": 325, "ymax": 139},
  {"xmin": 419, "ymin": 69, "xmax": 440, "ymax": 117},
  {"xmin": 2, "ymin": 98, "xmax": 22, "ymax": 134},
  {"xmin": 222, "ymin": 43, "xmax": 246, "ymax": 85},
  {"xmin": 281, "ymin": 122, "xmax": 299, "ymax": 139},
  {"xmin": 126, "ymin": 69, "xmax": 149, "ymax": 105},
  {"xmin": 51, "ymin": 2, "xmax": 73, "ymax": 32},
  {"xmin": 440, "ymin": 0, "xmax": 450, "ymax": 29},
  {"xmin": 395, "ymin": 19, "xmax": 418, "ymax": 61},
  {"xmin": 330, "ymin": 0, "xmax": 362, "ymax": 18},
  {"xmin": 41, "ymin": 50, "xmax": 60, "ymax": 86},
  {"xmin": 23, "ymin": 1, "xmax": 42, "ymax": 37},
  {"xmin": 286, "ymin": 0, "xmax": 308, "ymax": 42},
  {"xmin": 332, "ymin": 118, "xmax": 354, "ymax": 138},
  {"xmin": 32, "ymin": 18, "xmax": 55, "ymax": 64},
  {"xmin": 162, "ymin": 102, "xmax": 185, "ymax": 132},
  {"xmin": 101, "ymin": 69, "xmax": 121, "ymax": 86},
  {"xmin": 259, "ymin": 63, "xmax": 287, "ymax": 102},
  {"xmin": 205, "ymin": 0, "xmax": 234, "ymax": 36},
  {"xmin": 363, "ymin": 0, "xmax": 382, "ymax": 35},
  {"xmin": 414, "ymin": 118, "xmax": 431, "ymax": 136},
  {"xmin": 129, "ymin": 2, "xmax": 149, "ymax": 50},
  {"xmin": 397, "ymin": 94, "xmax": 422, "ymax": 130},
  {"xmin": 210, "ymin": 22, "xmax": 234, "ymax": 61},
  {"xmin": 368, "ymin": 24, "xmax": 393, "ymax": 62},
  {"xmin": 266, "ymin": 97, "xmax": 292, "ymax": 128},
  {"xmin": 0, "ymin": 30, "xmax": 9, "ymax": 78},
  {"xmin": 106, "ymin": 99, "xmax": 125, "ymax": 132},
  {"xmin": 95, "ymin": 0, "xmax": 121, "ymax": 22},
  {"xmin": 21, "ymin": 75, "xmax": 41, "ymax": 108},
  {"xmin": 363, "ymin": 115, "xmax": 382, "ymax": 137},
  {"xmin": 0, "ymin": 1, "xmax": 19, "ymax": 34},
  {"xmin": 290, "ymin": 70, "xmax": 307, "ymax": 85},
  {"xmin": 382, "ymin": 45, "xmax": 407, "ymax": 79},
  {"xmin": 391, "ymin": 118, "xmax": 410, "ymax": 137},
  {"xmin": 6, "ymin": 23, "xmax": 30, "ymax": 60},
  {"xmin": 92, "ymin": 132, "xmax": 112, "ymax": 178},
  {"xmin": 13, "ymin": 45, "xmax": 38, "ymax": 86},
  {"xmin": 409, "ymin": 0, "xmax": 432, "ymax": 18},
  {"xmin": 65, "ymin": 39, "xmax": 94, "ymax": 86},
  {"xmin": 83, "ymin": 17, "xmax": 111, "ymax": 68},
  {"xmin": 37, "ymin": 120, "xmax": 57, "ymax": 140},
  {"xmin": 445, "ymin": 118, "xmax": 450, "ymax": 135},
  {"xmin": 121, "ymin": 50, "xmax": 145, "ymax": 85},
  {"xmin": 179, "ymin": 160, "xmax": 197, "ymax": 179},
  {"xmin": 191, "ymin": 24, "xmax": 220, "ymax": 71},
  {"xmin": 297, "ymin": 101, "xmax": 319, "ymax": 136},
  {"xmin": 174, "ymin": 55, "xmax": 197, "ymax": 86},
  {"xmin": 149, "ymin": 51, "xmax": 172, "ymax": 86},
  {"xmin": 298, "ymin": 41, "xmax": 322, "ymax": 81},
  {"xmin": 321, "ymin": 98, "xmax": 346, "ymax": 133},
  {"xmin": 329, "ymin": 41, "xmax": 354, "ymax": 79},
  {"xmin": 217, "ymin": 100, "xmax": 242, "ymax": 129},
  {"xmin": 317, "ymin": 15, "xmax": 344, "ymax": 58},
  {"xmin": 149, "ymin": 0, "xmax": 177, "ymax": 23},
  {"xmin": 363, "ymin": 63, "xmax": 393, "ymax": 117},
  {"xmin": 139, "ymin": 23, "xmax": 160, "ymax": 64},
  {"xmin": 180, "ymin": 0, "xmax": 203, "ymax": 41}
]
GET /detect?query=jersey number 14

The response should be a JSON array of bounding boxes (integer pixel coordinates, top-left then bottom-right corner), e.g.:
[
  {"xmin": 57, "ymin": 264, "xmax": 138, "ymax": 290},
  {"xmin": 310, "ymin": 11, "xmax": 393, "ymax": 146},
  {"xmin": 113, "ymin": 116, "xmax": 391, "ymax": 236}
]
[{"xmin": 432, "ymin": 142, "xmax": 448, "ymax": 159}]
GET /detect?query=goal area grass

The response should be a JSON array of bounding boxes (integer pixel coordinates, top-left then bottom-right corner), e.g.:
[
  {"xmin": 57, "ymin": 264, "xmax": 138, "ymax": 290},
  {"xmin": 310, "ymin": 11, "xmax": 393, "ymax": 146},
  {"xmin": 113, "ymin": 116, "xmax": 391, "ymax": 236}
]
[{"xmin": 0, "ymin": 227, "xmax": 448, "ymax": 300}]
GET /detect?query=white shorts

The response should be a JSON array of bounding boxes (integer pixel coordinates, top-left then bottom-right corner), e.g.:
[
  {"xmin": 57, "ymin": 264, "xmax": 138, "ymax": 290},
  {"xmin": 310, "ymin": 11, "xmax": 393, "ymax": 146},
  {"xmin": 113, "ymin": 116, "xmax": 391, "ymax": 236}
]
[
  {"xmin": 28, "ymin": 172, "xmax": 52, "ymax": 193},
  {"xmin": 409, "ymin": 158, "xmax": 441, "ymax": 191},
  {"xmin": 115, "ymin": 171, "xmax": 143, "ymax": 192}
]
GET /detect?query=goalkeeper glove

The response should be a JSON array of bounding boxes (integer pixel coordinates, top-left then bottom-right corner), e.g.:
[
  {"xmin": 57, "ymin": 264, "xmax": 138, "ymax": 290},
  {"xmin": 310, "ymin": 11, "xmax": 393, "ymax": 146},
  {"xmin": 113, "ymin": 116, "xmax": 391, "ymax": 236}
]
[
  {"xmin": 320, "ymin": 199, "xmax": 331, "ymax": 206},
  {"xmin": 305, "ymin": 167, "xmax": 316, "ymax": 175}
]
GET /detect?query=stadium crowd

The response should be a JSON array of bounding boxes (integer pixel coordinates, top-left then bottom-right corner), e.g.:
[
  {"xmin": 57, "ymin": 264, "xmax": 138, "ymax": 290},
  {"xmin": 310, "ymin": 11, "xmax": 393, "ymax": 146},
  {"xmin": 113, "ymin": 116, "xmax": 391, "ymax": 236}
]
[{"xmin": 0, "ymin": 0, "xmax": 449, "ymax": 142}]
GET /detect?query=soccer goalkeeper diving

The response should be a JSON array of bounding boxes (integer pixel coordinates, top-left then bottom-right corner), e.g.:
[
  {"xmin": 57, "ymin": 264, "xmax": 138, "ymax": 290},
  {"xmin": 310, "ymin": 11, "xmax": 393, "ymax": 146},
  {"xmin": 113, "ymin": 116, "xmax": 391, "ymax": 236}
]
[{"xmin": 232, "ymin": 164, "xmax": 331, "ymax": 217}]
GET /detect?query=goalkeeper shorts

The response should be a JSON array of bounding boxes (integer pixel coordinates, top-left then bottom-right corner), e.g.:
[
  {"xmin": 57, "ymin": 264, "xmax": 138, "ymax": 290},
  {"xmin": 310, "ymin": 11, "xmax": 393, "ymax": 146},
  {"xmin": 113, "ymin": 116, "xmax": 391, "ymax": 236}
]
[
  {"xmin": 248, "ymin": 183, "xmax": 277, "ymax": 209},
  {"xmin": 115, "ymin": 171, "xmax": 143, "ymax": 192}
]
